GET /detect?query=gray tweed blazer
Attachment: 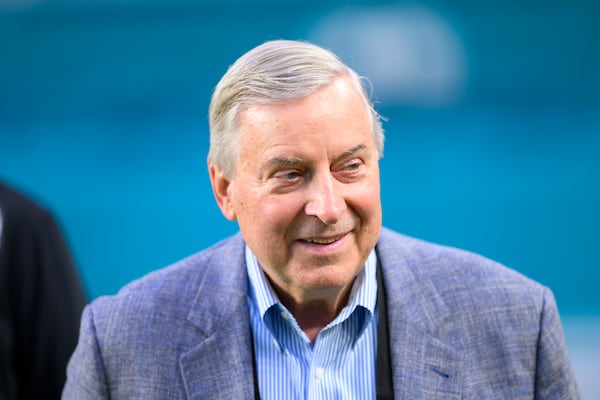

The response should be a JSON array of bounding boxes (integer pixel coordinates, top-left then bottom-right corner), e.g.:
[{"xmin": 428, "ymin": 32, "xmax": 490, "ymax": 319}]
[{"xmin": 63, "ymin": 228, "xmax": 579, "ymax": 399}]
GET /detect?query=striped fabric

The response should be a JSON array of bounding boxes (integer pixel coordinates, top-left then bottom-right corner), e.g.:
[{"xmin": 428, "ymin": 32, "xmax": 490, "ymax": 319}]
[{"xmin": 246, "ymin": 246, "xmax": 378, "ymax": 399}]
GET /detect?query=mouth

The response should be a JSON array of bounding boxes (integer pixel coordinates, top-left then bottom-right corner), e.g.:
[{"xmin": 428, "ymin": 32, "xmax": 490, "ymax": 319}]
[{"xmin": 300, "ymin": 233, "xmax": 346, "ymax": 245}]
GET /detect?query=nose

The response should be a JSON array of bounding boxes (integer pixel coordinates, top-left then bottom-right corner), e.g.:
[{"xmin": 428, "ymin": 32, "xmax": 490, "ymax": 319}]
[{"xmin": 304, "ymin": 172, "xmax": 347, "ymax": 225}]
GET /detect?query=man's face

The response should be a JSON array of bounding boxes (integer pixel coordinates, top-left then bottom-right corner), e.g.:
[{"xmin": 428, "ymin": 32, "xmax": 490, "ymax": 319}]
[{"xmin": 211, "ymin": 75, "xmax": 382, "ymax": 301}]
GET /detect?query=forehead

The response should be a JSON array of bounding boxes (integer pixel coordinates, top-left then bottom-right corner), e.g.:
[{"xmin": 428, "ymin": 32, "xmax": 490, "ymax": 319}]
[{"xmin": 237, "ymin": 76, "xmax": 374, "ymax": 158}]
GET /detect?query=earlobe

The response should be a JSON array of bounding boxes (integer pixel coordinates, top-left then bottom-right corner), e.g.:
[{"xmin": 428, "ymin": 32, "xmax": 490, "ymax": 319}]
[{"xmin": 208, "ymin": 160, "xmax": 237, "ymax": 221}]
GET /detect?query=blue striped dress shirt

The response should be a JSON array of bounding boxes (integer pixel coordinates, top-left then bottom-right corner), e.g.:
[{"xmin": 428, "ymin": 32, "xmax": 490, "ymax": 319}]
[{"xmin": 246, "ymin": 246, "xmax": 379, "ymax": 399}]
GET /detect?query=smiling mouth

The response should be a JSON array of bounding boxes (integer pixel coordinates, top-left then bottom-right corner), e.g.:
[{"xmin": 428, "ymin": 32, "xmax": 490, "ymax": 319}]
[{"xmin": 301, "ymin": 235, "xmax": 345, "ymax": 245}]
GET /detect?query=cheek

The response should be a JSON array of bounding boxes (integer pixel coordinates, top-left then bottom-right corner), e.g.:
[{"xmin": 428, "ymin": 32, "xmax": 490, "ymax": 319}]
[
  {"xmin": 261, "ymin": 196, "xmax": 303, "ymax": 229},
  {"xmin": 350, "ymin": 182, "xmax": 382, "ymax": 241},
  {"xmin": 230, "ymin": 185, "xmax": 259, "ymax": 226},
  {"xmin": 260, "ymin": 194, "xmax": 316, "ymax": 244},
  {"xmin": 353, "ymin": 179, "xmax": 381, "ymax": 215}
]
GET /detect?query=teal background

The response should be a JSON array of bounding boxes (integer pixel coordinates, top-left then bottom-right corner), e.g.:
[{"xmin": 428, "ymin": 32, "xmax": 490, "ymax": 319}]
[{"xmin": 0, "ymin": 0, "xmax": 598, "ymax": 394}]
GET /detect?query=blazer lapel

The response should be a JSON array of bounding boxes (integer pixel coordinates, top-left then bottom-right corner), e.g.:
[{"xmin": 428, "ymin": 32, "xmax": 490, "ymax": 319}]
[
  {"xmin": 387, "ymin": 318, "xmax": 463, "ymax": 398},
  {"xmin": 377, "ymin": 229, "xmax": 464, "ymax": 399},
  {"xmin": 179, "ymin": 235, "xmax": 256, "ymax": 400}
]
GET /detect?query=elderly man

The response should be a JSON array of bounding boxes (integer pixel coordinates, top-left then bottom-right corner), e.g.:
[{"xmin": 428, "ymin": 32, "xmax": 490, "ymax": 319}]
[{"xmin": 63, "ymin": 40, "xmax": 578, "ymax": 399}]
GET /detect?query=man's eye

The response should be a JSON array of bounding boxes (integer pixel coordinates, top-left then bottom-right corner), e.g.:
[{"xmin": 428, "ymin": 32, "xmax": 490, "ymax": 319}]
[
  {"xmin": 345, "ymin": 162, "xmax": 360, "ymax": 171},
  {"xmin": 342, "ymin": 159, "xmax": 362, "ymax": 171},
  {"xmin": 275, "ymin": 170, "xmax": 301, "ymax": 180}
]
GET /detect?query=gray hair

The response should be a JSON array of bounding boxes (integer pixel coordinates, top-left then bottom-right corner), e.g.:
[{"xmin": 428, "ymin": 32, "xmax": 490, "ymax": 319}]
[{"xmin": 208, "ymin": 39, "xmax": 384, "ymax": 179}]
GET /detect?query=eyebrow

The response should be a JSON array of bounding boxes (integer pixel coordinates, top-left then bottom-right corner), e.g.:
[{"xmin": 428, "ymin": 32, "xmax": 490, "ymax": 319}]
[
  {"xmin": 263, "ymin": 143, "xmax": 368, "ymax": 170},
  {"xmin": 337, "ymin": 144, "xmax": 367, "ymax": 159},
  {"xmin": 264, "ymin": 156, "xmax": 303, "ymax": 169}
]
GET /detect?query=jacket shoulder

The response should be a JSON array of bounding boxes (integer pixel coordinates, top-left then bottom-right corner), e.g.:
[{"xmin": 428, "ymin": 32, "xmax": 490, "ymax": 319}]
[
  {"xmin": 66, "ymin": 234, "xmax": 248, "ymax": 398},
  {"xmin": 376, "ymin": 227, "xmax": 549, "ymax": 333},
  {"xmin": 376, "ymin": 228, "xmax": 578, "ymax": 398}
]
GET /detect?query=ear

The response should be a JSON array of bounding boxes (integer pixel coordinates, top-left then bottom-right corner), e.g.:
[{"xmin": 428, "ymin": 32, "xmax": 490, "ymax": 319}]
[{"xmin": 208, "ymin": 159, "xmax": 237, "ymax": 221}]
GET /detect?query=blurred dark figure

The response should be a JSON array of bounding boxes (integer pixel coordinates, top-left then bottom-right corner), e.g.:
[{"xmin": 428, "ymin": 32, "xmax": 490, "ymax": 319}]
[{"xmin": 0, "ymin": 181, "xmax": 87, "ymax": 400}]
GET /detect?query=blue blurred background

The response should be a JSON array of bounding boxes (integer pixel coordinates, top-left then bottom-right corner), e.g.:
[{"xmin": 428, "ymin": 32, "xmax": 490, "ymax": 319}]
[{"xmin": 1, "ymin": 0, "xmax": 598, "ymax": 395}]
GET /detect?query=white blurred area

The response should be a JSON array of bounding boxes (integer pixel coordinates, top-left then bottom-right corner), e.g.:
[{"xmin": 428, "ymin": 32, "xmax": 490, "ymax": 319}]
[
  {"xmin": 563, "ymin": 317, "xmax": 600, "ymax": 399},
  {"xmin": 310, "ymin": 5, "xmax": 467, "ymax": 107}
]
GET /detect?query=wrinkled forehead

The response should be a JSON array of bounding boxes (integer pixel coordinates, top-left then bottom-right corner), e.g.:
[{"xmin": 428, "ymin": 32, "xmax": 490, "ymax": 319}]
[{"xmin": 235, "ymin": 76, "xmax": 376, "ymax": 160}]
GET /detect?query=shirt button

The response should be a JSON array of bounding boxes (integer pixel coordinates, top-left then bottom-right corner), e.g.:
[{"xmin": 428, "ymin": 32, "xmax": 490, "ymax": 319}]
[
  {"xmin": 280, "ymin": 311, "xmax": 291, "ymax": 320},
  {"xmin": 315, "ymin": 367, "xmax": 325, "ymax": 380}
]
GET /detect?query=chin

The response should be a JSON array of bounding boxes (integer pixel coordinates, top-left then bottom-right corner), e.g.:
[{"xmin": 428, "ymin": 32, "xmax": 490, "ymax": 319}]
[{"xmin": 299, "ymin": 266, "xmax": 361, "ymax": 291}]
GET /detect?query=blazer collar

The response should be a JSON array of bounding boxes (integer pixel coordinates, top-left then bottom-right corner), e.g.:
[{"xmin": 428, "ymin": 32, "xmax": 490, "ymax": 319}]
[
  {"xmin": 377, "ymin": 228, "xmax": 463, "ymax": 399},
  {"xmin": 179, "ymin": 234, "xmax": 256, "ymax": 400}
]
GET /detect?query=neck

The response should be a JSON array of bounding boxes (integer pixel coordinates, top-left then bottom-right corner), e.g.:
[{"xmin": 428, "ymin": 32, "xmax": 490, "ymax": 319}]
[{"xmin": 274, "ymin": 283, "xmax": 355, "ymax": 343}]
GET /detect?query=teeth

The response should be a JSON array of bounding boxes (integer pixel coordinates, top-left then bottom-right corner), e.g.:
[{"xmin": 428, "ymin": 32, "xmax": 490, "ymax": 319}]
[{"xmin": 304, "ymin": 237, "xmax": 339, "ymax": 244}]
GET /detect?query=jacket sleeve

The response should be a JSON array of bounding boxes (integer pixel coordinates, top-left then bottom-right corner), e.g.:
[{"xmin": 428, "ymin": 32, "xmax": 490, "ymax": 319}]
[
  {"xmin": 535, "ymin": 287, "xmax": 580, "ymax": 399},
  {"xmin": 62, "ymin": 305, "xmax": 110, "ymax": 399}
]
